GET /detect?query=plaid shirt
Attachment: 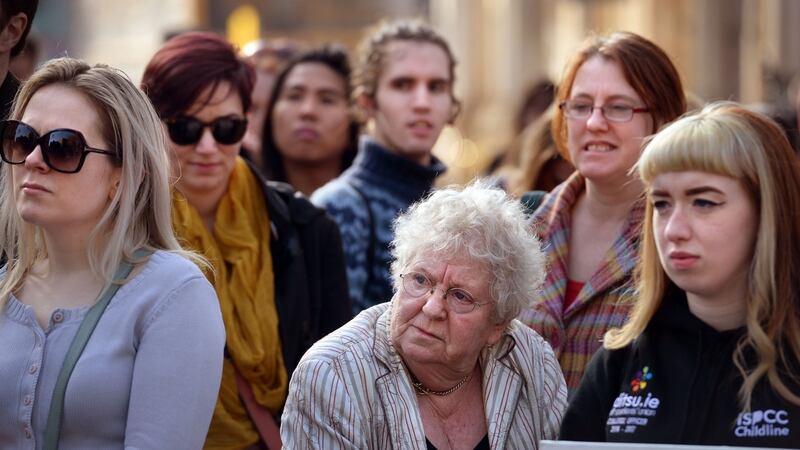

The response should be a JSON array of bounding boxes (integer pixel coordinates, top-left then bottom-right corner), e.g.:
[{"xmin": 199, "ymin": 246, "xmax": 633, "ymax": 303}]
[{"xmin": 519, "ymin": 172, "xmax": 644, "ymax": 390}]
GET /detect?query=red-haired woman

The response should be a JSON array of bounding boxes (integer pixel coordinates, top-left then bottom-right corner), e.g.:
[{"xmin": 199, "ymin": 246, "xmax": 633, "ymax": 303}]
[
  {"xmin": 518, "ymin": 32, "xmax": 687, "ymax": 390},
  {"xmin": 141, "ymin": 32, "xmax": 352, "ymax": 449}
]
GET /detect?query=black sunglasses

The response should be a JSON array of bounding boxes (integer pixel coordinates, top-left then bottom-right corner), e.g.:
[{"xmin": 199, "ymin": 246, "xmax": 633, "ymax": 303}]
[
  {"xmin": 0, "ymin": 120, "xmax": 118, "ymax": 174},
  {"xmin": 165, "ymin": 115, "xmax": 248, "ymax": 146}
]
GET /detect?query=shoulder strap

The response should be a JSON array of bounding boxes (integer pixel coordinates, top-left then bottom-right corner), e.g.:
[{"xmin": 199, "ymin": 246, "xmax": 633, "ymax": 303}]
[
  {"xmin": 234, "ymin": 366, "xmax": 282, "ymax": 449},
  {"xmin": 347, "ymin": 182, "xmax": 376, "ymax": 302},
  {"xmin": 520, "ymin": 190, "xmax": 548, "ymax": 216},
  {"xmin": 43, "ymin": 249, "xmax": 152, "ymax": 450}
]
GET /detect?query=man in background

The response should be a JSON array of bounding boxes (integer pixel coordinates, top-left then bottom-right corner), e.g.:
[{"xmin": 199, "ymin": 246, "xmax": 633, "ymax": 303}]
[{"xmin": 313, "ymin": 19, "xmax": 459, "ymax": 313}]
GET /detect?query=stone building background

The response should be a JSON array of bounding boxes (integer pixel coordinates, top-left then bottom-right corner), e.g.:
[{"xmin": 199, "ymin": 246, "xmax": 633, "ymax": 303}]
[{"xmin": 32, "ymin": 0, "xmax": 800, "ymax": 184}]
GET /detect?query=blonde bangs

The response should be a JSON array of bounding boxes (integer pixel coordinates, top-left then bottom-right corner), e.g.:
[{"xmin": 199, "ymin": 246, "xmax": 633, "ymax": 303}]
[
  {"xmin": 627, "ymin": 101, "xmax": 800, "ymax": 409},
  {"xmin": 638, "ymin": 105, "xmax": 760, "ymax": 188}
]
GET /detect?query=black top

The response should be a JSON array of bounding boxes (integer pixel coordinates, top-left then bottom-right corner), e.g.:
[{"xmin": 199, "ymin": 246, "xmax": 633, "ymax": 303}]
[
  {"xmin": 559, "ymin": 284, "xmax": 800, "ymax": 448},
  {"xmin": 426, "ymin": 434, "xmax": 490, "ymax": 450},
  {"xmin": 0, "ymin": 73, "xmax": 20, "ymax": 120},
  {"xmin": 249, "ymin": 161, "xmax": 353, "ymax": 378}
]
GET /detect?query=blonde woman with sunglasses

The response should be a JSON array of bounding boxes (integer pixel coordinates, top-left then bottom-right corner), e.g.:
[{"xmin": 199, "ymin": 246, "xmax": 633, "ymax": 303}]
[{"xmin": 0, "ymin": 58, "xmax": 225, "ymax": 448}]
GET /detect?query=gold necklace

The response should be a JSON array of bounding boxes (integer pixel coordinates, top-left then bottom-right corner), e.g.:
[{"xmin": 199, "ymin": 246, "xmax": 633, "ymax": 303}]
[
  {"xmin": 423, "ymin": 375, "xmax": 474, "ymax": 450},
  {"xmin": 411, "ymin": 372, "xmax": 471, "ymax": 396}
]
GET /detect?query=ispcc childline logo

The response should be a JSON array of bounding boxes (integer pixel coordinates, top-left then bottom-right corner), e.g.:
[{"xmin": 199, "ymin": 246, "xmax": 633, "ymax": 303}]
[{"xmin": 735, "ymin": 409, "xmax": 790, "ymax": 438}]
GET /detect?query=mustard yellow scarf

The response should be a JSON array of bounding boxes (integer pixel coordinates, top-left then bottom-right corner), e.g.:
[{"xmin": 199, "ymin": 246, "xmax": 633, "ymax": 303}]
[{"xmin": 172, "ymin": 158, "xmax": 287, "ymax": 449}]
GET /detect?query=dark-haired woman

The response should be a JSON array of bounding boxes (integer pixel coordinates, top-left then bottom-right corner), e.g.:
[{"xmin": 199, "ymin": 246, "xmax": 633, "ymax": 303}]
[
  {"xmin": 259, "ymin": 44, "xmax": 358, "ymax": 196},
  {"xmin": 141, "ymin": 31, "xmax": 352, "ymax": 449}
]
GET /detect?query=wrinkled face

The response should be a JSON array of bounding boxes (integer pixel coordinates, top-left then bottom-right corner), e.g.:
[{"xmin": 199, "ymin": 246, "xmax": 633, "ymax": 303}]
[
  {"xmin": 651, "ymin": 171, "xmax": 757, "ymax": 308},
  {"xmin": 12, "ymin": 84, "xmax": 121, "ymax": 236},
  {"xmin": 566, "ymin": 56, "xmax": 654, "ymax": 184},
  {"xmin": 366, "ymin": 40, "xmax": 453, "ymax": 166},
  {"xmin": 272, "ymin": 62, "xmax": 351, "ymax": 166},
  {"xmin": 168, "ymin": 81, "xmax": 244, "ymax": 204},
  {"xmin": 390, "ymin": 258, "xmax": 507, "ymax": 373}
]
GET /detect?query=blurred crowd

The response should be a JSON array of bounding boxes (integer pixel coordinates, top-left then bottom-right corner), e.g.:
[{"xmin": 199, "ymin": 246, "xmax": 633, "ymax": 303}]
[{"xmin": 1, "ymin": 1, "xmax": 800, "ymax": 449}]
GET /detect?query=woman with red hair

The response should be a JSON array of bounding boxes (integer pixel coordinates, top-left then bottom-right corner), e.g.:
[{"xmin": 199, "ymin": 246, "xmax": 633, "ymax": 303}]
[
  {"xmin": 141, "ymin": 32, "xmax": 352, "ymax": 449},
  {"xmin": 519, "ymin": 32, "xmax": 687, "ymax": 390}
]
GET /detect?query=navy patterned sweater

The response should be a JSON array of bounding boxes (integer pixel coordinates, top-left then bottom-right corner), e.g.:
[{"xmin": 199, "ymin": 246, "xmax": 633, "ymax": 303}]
[{"xmin": 312, "ymin": 137, "xmax": 446, "ymax": 314}]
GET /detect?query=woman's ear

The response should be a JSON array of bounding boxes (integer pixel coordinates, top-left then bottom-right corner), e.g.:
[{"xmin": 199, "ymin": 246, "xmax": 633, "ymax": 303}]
[
  {"xmin": 486, "ymin": 320, "xmax": 510, "ymax": 346},
  {"xmin": 109, "ymin": 170, "xmax": 122, "ymax": 201}
]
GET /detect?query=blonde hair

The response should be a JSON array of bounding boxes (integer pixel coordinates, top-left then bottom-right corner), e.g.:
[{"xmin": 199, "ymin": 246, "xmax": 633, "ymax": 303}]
[
  {"xmin": 605, "ymin": 102, "xmax": 800, "ymax": 409},
  {"xmin": 502, "ymin": 104, "xmax": 560, "ymax": 196},
  {"xmin": 0, "ymin": 57, "xmax": 198, "ymax": 309}
]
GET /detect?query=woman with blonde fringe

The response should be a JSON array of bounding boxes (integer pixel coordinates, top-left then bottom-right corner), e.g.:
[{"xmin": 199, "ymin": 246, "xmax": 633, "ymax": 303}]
[
  {"xmin": 0, "ymin": 57, "xmax": 224, "ymax": 448},
  {"xmin": 560, "ymin": 102, "xmax": 800, "ymax": 447}
]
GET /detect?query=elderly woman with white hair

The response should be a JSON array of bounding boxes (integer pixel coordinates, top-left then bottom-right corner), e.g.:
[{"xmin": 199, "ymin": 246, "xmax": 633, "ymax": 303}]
[{"xmin": 281, "ymin": 182, "xmax": 567, "ymax": 449}]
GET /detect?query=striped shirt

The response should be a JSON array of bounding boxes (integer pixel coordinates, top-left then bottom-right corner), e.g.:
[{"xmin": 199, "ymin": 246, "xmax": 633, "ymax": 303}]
[
  {"xmin": 281, "ymin": 302, "xmax": 567, "ymax": 449},
  {"xmin": 518, "ymin": 172, "xmax": 644, "ymax": 390}
]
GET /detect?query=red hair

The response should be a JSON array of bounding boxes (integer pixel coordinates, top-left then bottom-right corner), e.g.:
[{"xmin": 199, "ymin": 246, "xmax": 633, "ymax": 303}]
[
  {"xmin": 141, "ymin": 32, "xmax": 255, "ymax": 119},
  {"xmin": 551, "ymin": 32, "xmax": 686, "ymax": 161}
]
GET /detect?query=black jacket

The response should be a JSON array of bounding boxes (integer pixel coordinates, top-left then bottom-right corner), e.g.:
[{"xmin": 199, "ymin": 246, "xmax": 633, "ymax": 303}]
[
  {"xmin": 0, "ymin": 73, "xmax": 19, "ymax": 120},
  {"xmin": 254, "ymin": 166, "xmax": 352, "ymax": 376},
  {"xmin": 560, "ymin": 285, "xmax": 800, "ymax": 448}
]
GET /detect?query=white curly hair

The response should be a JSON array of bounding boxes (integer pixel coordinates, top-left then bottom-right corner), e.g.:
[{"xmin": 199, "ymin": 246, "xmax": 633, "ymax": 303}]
[{"xmin": 390, "ymin": 180, "xmax": 546, "ymax": 323}]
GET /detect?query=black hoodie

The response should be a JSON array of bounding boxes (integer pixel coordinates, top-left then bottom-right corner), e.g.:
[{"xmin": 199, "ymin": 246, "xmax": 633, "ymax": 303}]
[{"xmin": 559, "ymin": 285, "xmax": 800, "ymax": 448}]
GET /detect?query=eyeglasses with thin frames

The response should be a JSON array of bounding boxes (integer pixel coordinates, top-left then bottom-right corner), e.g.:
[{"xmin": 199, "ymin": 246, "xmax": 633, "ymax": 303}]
[
  {"xmin": 400, "ymin": 271, "xmax": 489, "ymax": 314},
  {"xmin": 559, "ymin": 100, "xmax": 650, "ymax": 123}
]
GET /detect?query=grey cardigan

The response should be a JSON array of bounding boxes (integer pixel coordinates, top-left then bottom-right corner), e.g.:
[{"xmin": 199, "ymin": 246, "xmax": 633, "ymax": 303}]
[{"xmin": 0, "ymin": 251, "xmax": 225, "ymax": 449}]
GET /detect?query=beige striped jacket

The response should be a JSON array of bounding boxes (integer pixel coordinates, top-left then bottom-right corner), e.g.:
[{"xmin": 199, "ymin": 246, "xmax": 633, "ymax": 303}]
[{"xmin": 281, "ymin": 302, "xmax": 567, "ymax": 449}]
